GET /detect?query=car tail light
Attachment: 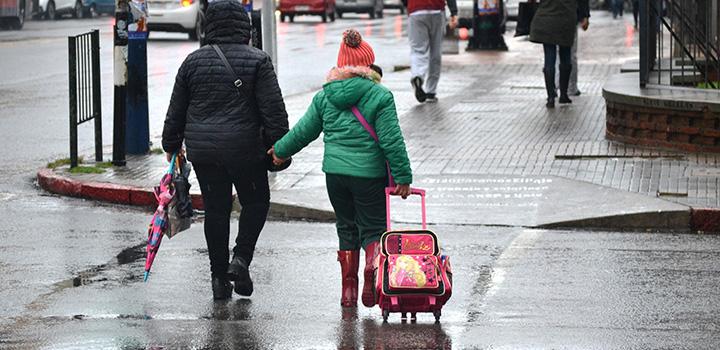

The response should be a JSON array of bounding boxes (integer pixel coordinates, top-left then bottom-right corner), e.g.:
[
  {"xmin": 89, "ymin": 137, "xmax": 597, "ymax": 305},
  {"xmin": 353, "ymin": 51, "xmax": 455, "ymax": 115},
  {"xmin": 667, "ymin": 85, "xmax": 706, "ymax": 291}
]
[{"xmin": 181, "ymin": 0, "xmax": 193, "ymax": 7}]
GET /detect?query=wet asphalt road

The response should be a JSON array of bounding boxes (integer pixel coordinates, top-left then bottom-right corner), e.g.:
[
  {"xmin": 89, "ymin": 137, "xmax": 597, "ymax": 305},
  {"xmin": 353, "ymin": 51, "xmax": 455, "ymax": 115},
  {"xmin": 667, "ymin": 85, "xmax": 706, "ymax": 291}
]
[
  {"xmin": 0, "ymin": 11, "xmax": 407, "ymax": 337},
  {"xmin": 1, "ymin": 14, "xmax": 720, "ymax": 350},
  {"xmin": 3, "ymin": 223, "xmax": 720, "ymax": 349}
]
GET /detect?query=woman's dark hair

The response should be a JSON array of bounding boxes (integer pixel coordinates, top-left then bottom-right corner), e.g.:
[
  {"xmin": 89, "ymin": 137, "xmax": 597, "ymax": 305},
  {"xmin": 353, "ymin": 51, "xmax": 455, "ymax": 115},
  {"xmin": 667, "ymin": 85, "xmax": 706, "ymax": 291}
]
[{"xmin": 369, "ymin": 64, "xmax": 383, "ymax": 78}]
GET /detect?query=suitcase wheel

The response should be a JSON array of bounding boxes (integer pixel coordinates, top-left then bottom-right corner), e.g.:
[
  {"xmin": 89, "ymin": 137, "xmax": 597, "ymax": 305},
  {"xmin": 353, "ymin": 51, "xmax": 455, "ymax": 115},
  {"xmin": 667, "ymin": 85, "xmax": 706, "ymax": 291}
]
[
  {"xmin": 382, "ymin": 309, "xmax": 390, "ymax": 322},
  {"xmin": 433, "ymin": 309, "xmax": 441, "ymax": 322}
]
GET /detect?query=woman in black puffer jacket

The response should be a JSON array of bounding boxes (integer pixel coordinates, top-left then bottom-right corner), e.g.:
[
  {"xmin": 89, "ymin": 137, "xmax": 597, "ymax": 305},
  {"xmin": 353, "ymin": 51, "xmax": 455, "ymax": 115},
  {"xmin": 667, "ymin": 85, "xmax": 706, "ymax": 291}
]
[
  {"xmin": 530, "ymin": 0, "xmax": 589, "ymax": 108},
  {"xmin": 162, "ymin": 0, "xmax": 289, "ymax": 300}
]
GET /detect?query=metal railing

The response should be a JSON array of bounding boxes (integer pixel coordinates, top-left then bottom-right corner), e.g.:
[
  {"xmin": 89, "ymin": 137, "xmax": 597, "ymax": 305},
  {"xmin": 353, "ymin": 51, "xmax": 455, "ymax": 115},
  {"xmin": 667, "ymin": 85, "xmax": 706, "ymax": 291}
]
[
  {"xmin": 68, "ymin": 30, "xmax": 102, "ymax": 168},
  {"xmin": 639, "ymin": 0, "xmax": 720, "ymax": 88}
]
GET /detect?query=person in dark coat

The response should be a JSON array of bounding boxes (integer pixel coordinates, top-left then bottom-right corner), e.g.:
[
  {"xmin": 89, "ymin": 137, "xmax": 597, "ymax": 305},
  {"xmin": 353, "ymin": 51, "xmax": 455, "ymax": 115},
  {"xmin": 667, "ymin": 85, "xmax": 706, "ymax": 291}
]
[
  {"xmin": 162, "ymin": 0, "xmax": 289, "ymax": 300},
  {"xmin": 530, "ymin": 0, "xmax": 589, "ymax": 108}
]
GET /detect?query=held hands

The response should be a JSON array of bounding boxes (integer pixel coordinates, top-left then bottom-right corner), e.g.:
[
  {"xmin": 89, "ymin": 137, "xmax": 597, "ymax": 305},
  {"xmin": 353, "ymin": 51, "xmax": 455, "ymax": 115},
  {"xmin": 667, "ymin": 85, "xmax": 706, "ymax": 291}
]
[
  {"xmin": 267, "ymin": 146, "xmax": 288, "ymax": 166},
  {"xmin": 392, "ymin": 184, "xmax": 411, "ymax": 199},
  {"xmin": 581, "ymin": 18, "xmax": 589, "ymax": 31},
  {"xmin": 448, "ymin": 16, "xmax": 459, "ymax": 31}
]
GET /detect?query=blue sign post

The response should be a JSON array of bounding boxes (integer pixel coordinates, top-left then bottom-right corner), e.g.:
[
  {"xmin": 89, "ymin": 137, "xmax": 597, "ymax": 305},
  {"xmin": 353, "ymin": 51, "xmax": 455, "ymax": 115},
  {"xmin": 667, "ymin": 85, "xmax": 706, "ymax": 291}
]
[{"xmin": 125, "ymin": 0, "xmax": 150, "ymax": 154}]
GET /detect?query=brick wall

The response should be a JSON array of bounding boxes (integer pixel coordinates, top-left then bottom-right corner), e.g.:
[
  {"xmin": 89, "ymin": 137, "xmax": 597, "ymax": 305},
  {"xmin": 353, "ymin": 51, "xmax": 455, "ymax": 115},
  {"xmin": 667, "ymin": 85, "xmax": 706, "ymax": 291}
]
[{"xmin": 606, "ymin": 101, "xmax": 720, "ymax": 153}]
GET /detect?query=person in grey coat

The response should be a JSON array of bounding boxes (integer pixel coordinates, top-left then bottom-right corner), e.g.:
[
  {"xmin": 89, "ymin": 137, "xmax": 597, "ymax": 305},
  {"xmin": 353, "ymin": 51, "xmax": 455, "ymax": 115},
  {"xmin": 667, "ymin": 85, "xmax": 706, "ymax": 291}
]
[{"xmin": 530, "ymin": 0, "xmax": 589, "ymax": 108}]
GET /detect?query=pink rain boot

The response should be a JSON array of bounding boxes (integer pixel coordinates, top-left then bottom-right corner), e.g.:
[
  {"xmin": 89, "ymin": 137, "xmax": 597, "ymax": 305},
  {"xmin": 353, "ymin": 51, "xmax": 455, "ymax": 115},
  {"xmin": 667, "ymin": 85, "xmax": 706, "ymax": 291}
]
[
  {"xmin": 361, "ymin": 241, "xmax": 379, "ymax": 307},
  {"xmin": 337, "ymin": 250, "xmax": 360, "ymax": 307}
]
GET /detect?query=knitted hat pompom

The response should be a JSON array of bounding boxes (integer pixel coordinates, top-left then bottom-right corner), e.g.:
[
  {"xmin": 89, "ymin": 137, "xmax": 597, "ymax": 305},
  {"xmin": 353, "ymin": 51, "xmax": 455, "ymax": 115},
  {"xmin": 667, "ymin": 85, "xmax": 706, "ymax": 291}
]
[{"xmin": 343, "ymin": 29, "xmax": 362, "ymax": 48}]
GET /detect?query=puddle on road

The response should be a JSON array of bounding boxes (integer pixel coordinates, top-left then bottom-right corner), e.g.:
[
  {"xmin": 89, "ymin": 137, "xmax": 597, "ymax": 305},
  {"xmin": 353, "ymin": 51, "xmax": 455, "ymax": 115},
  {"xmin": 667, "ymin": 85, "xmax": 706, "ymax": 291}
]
[{"xmin": 116, "ymin": 244, "xmax": 146, "ymax": 265}]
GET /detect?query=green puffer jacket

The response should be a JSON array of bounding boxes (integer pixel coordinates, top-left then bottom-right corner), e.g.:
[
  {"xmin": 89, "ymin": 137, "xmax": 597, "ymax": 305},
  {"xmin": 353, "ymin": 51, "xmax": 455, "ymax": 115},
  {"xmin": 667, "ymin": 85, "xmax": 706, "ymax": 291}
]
[{"xmin": 273, "ymin": 68, "xmax": 412, "ymax": 185}]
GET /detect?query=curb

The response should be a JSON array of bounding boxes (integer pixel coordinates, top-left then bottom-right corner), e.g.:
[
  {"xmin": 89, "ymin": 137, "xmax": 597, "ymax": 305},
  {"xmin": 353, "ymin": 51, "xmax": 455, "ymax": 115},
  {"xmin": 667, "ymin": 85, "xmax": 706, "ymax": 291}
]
[
  {"xmin": 36, "ymin": 167, "xmax": 720, "ymax": 232},
  {"xmin": 36, "ymin": 168, "xmax": 335, "ymax": 222},
  {"xmin": 690, "ymin": 208, "xmax": 720, "ymax": 233}
]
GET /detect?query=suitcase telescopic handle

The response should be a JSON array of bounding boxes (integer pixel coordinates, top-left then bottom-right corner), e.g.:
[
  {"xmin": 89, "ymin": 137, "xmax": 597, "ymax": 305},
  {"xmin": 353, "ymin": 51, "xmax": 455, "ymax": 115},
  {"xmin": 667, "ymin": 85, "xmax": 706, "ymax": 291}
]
[{"xmin": 385, "ymin": 187, "xmax": 427, "ymax": 230}]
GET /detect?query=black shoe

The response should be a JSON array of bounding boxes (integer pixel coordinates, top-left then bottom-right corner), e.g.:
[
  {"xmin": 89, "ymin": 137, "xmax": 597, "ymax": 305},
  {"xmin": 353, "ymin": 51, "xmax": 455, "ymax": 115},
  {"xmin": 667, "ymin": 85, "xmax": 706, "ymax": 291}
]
[
  {"xmin": 559, "ymin": 95, "xmax": 572, "ymax": 104},
  {"xmin": 571, "ymin": 90, "xmax": 581, "ymax": 96},
  {"xmin": 426, "ymin": 93, "xmax": 438, "ymax": 103},
  {"xmin": 411, "ymin": 76, "xmax": 427, "ymax": 103},
  {"xmin": 546, "ymin": 97, "xmax": 555, "ymax": 108},
  {"xmin": 212, "ymin": 276, "xmax": 233, "ymax": 300},
  {"xmin": 228, "ymin": 256, "xmax": 253, "ymax": 297}
]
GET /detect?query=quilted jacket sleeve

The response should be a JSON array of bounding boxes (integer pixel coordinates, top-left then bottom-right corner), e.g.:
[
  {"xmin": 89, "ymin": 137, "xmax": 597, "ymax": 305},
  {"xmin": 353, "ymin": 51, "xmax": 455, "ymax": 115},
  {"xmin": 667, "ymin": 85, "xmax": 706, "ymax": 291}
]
[
  {"xmin": 374, "ymin": 91, "xmax": 412, "ymax": 185},
  {"xmin": 255, "ymin": 56, "xmax": 289, "ymax": 148},
  {"xmin": 273, "ymin": 92, "xmax": 324, "ymax": 159},
  {"xmin": 162, "ymin": 61, "xmax": 190, "ymax": 154}
]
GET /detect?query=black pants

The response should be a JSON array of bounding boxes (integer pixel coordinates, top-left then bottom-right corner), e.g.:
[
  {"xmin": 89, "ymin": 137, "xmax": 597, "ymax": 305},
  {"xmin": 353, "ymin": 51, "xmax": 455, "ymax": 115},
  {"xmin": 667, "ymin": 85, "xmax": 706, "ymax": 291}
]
[
  {"xmin": 543, "ymin": 44, "xmax": 571, "ymax": 75},
  {"xmin": 326, "ymin": 174, "xmax": 387, "ymax": 251},
  {"xmin": 194, "ymin": 162, "xmax": 270, "ymax": 278}
]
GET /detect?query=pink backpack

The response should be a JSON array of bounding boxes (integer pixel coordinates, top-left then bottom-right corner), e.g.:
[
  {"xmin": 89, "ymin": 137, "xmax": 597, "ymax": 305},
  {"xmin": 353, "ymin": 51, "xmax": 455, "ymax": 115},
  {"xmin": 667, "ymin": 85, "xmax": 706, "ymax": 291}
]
[{"xmin": 375, "ymin": 188, "xmax": 453, "ymax": 322}]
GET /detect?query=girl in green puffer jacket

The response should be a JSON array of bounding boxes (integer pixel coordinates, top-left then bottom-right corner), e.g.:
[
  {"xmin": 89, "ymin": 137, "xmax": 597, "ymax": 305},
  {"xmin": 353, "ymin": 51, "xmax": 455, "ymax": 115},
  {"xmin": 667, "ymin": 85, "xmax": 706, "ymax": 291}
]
[{"xmin": 268, "ymin": 29, "xmax": 413, "ymax": 309}]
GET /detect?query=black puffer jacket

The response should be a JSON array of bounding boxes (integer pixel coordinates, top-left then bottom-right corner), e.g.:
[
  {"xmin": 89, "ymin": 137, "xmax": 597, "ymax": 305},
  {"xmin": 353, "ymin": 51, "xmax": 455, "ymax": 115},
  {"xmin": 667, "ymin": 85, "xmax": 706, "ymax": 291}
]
[{"xmin": 162, "ymin": 0, "xmax": 288, "ymax": 165}]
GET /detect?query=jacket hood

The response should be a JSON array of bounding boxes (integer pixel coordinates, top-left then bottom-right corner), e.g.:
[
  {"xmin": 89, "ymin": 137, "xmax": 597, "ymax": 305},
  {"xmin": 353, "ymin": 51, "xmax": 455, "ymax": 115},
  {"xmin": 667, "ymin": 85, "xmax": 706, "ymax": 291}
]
[
  {"xmin": 323, "ymin": 66, "xmax": 380, "ymax": 110},
  {"xmin": 204, "ymin": 0, "xmax": 251, "ymax": 45}
]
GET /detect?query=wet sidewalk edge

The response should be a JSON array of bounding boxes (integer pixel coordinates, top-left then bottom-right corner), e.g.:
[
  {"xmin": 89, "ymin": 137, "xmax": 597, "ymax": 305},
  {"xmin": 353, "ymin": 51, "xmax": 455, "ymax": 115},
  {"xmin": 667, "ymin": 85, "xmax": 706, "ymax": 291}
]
[
  {"xmin": 36, "ymin": 167, "xmax": 336, "ymax": 222},
  {"xmin": 36, "ymin": 167, "xmax": 720, "ymax": 233}
]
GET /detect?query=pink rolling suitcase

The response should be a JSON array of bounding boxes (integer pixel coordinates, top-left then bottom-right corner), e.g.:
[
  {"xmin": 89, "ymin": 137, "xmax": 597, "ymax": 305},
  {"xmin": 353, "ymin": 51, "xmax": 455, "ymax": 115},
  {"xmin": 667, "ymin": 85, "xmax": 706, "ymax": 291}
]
[{"xmin": 375, "ymin": 187, "xmax": 453, "ymax": 322}]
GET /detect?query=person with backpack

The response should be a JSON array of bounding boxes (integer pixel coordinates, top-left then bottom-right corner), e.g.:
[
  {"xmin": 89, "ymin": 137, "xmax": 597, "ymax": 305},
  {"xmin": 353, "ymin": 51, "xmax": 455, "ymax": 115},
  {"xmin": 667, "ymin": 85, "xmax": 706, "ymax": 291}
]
[
  {"xmin": 268, "ymin": 29, "xmax": 413, "ymax": 308},
  {"xmin": 162, "ymin": 0, "xmax": 289, "ymax": 300}
]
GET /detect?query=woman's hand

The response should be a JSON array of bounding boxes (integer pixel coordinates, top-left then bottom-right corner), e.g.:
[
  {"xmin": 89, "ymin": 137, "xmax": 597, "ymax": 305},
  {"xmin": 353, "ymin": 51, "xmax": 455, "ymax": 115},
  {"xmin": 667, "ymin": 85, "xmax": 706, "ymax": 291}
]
[
  {"xmin": 581, "ymin": 18, "xmax": 589, "ymax": 31},
  {"xmin": 267, "ymin": 146, "xmax": 287, "ymax": 166},
  {"xmin": 393, "ymin": 184, "xmax": 411, "ymax": 199}
]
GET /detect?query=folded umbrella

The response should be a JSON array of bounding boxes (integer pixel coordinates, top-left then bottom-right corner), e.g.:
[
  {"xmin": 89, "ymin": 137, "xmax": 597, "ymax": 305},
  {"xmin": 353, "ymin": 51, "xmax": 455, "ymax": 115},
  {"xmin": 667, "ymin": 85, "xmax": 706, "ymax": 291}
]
[{"xmin": 144, "ymin": 155, "xmax": 177, "ymax": 282}]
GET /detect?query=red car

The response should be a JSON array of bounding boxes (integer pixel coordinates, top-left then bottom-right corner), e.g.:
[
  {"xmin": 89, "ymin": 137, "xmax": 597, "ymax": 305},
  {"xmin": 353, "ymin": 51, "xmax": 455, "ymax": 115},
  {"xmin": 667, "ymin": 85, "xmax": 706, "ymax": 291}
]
[{"xmin": 279, "ymin": 0, "xmax": 336, "ymax": 23}]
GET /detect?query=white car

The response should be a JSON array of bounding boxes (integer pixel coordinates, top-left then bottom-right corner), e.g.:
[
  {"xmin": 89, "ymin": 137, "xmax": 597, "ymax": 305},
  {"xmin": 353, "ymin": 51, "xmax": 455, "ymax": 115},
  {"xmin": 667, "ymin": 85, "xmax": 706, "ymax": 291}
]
[
  {"xmin": 383, "ymin": 0, "xmax": 404, "ymax": 14},
  {"xmin": 37, "ymin": 0, "xmax": 85, "ymax": 19},
  {"xmin": 147, "ymin": 0, "xmax": 206, "ymax": 41}
]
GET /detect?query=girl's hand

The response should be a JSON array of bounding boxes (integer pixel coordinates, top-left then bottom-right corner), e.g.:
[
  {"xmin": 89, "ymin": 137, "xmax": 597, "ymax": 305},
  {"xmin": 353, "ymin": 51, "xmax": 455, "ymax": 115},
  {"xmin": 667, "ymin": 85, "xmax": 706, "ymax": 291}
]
[
  {"xmin": 267, "ymin": 146, "xmax": 287, "ymax": 165},
  {"xmin": 393, "ymin": 184, "xmax": 411, "ymax": 199}
]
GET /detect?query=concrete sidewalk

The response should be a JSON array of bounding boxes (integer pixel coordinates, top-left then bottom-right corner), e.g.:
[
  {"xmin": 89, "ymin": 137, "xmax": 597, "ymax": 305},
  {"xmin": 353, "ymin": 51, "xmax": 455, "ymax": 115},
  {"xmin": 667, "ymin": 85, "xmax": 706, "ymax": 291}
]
[{"xmin": 37, "ymin": 12, "xmax": 720, "ymax": 231}]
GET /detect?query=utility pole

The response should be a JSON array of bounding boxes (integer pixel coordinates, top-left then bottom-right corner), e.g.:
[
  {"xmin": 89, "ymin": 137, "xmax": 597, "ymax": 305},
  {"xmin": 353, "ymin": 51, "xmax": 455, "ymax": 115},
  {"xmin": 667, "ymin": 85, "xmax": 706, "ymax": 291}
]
[
  {"xmin": 112, "ymin": 0, "xmax": 129, "ymax": 166},
  {"xmin": 261, "ymin": 0, "xmax": 277, "ymax": 72}
]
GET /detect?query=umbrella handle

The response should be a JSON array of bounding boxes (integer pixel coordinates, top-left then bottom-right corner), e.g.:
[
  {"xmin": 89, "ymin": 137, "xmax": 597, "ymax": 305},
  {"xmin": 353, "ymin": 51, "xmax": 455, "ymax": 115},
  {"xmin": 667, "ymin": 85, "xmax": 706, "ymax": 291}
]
[{"xmin": 167, "ymin": 152, "xmax": 178, "ymax": 174}]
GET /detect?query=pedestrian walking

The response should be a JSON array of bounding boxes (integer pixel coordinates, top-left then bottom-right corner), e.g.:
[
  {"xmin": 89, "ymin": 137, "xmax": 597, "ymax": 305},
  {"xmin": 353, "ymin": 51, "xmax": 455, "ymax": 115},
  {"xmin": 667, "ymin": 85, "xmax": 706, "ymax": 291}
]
[
  {"xmin": 268, "ymin": 29, "xmax": 413, "ymax": 309},
  {"xmin": 162, "ymin": 0, "xmax": 289, "ymax": 300},
  {"xmin": 405, "ymin": 0, "xmax": 458, "ymax": 103},
  {"xmin": 612, "ymin": 0, "xmax": 624, "ymax": 19},
  {"xmin": 555, "ymin": 4, "xmax": 590, "ymax": 96},
  {"xmin": 632, "ymin": 0, "xmax": 639, "ymax": 28},
  {"xmin": 530, "ymin": 0, "xmax": 589, "ymax": 108}
]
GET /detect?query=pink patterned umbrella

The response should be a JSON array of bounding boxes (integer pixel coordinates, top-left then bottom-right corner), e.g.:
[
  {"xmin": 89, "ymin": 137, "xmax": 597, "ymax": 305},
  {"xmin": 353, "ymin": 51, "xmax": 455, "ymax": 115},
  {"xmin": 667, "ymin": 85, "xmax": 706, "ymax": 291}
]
[{"xmin": 144, "ymin": 161, "xmax": 176, "ymax": 282}]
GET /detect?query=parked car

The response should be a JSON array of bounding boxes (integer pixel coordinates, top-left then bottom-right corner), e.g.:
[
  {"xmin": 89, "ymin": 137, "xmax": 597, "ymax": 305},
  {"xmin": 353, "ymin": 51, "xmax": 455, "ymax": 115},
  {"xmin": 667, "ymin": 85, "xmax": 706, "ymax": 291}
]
[
  {"xmin": 82, "ymin": 0, "xmax": 114, "ymax": 16},
  {"xmin": 37, "ymin": 0, "xmax": 85, "ymax": 19},
  {"xmin": 278, "ymin": 0, "xmax": 336, "ymax": 22},
  {"xmin": 0, "ymin": 0, "xmax": 26, "ymax": 29},
  {"xmin": 383, "ymin": 0, "xmax": 404, "ymax": 14},
  {"xmin": 336, "ymin": 0, "xmax": 382, "ymax": 19},
  {"xmin": 147, "ymin": 0, "xmax": 206, "ymax": 41}
]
